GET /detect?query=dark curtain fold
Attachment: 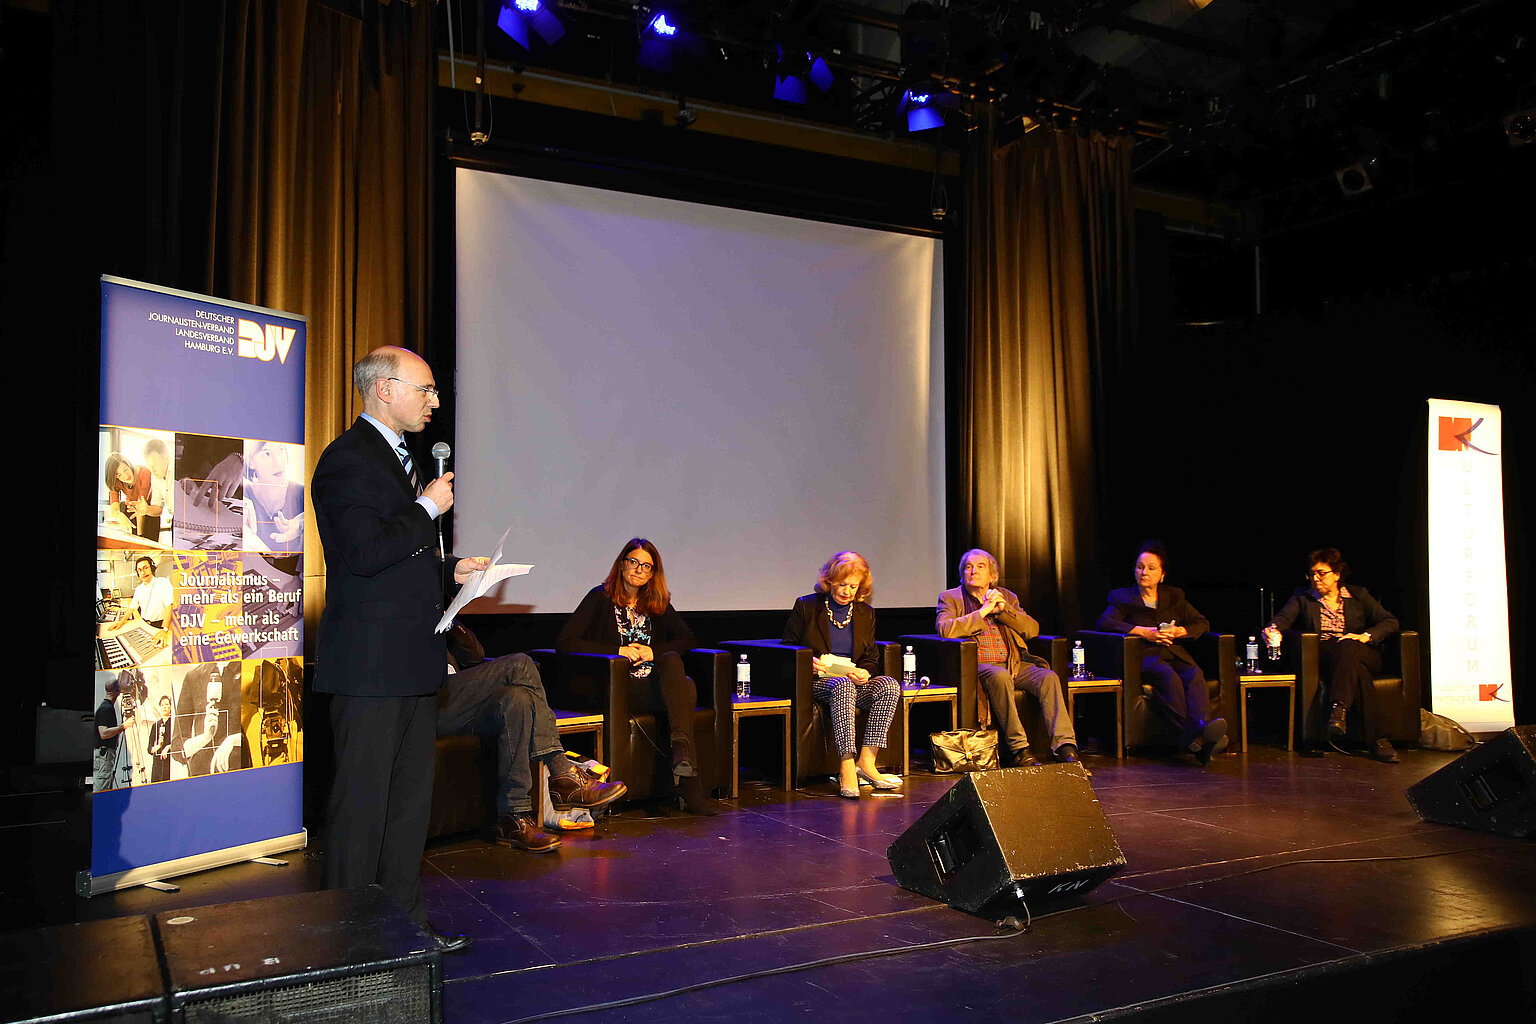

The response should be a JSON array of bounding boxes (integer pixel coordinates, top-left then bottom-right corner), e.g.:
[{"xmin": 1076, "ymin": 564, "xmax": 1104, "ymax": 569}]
[
  {"xmin": 960, "ymin": 120, "xmax": 1135, "ymax": 628},
  {"xmin": 194, "ymin": 0, "xmax": 435, "ymax": 639}
]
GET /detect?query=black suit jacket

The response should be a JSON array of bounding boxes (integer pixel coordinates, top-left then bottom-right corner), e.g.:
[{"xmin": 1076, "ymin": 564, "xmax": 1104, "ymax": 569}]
[
  {"xmin": 556, "ymin": 585, "xmax": 698, "ymax": 658},
  {"xmin": 312, "ymin": 417, "xmax": 455, "ymax": 697},
  {"xmin": 1097, "ymin": 585, "xmax": 1210, "ymax": 666},
  {"xmin": 1269, "ymin": 586, "xmax": 1398, "ymax": 644},
  {"xmin": 781, "ymin": 593, "xmax": 882, "ymax": 676}
]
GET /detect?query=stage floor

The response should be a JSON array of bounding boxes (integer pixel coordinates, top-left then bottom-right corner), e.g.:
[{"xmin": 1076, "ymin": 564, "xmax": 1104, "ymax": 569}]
[{"xmin": 10, "ymin": 746, "xmax": 1535, "ymax": 1023}]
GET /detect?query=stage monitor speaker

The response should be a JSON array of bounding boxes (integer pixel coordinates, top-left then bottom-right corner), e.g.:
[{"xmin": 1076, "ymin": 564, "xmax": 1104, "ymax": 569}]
[
  {"xmin": 155, "ymin": 886, "xmax": 442, "ymax": 1024},
  {"xmin": 887, "ymin": 764, "xmax": 1125, "ymax": 916},
  {"xmin": 1405, "ymin": 725, "xmax": 1536, "ymax": 838},
  {"xmin": 0, "ymin": 914, "xmax": 167, "ymax": 1023}
]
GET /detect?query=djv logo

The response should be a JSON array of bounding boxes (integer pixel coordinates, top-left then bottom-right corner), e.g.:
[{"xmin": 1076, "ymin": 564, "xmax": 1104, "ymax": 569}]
[
  {"xmin": 1437, "ymin": 416, "xmax": 1495, "ymax": 455},
  {"xmin": 237, "ymin": 319, "xmax": 297, "ymax": 365}
]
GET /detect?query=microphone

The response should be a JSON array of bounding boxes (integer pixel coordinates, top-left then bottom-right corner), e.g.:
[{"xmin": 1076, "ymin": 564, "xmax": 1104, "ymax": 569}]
[{"xmin": 429, "ymin": 442, "xmax": 452, "ymax": 562}]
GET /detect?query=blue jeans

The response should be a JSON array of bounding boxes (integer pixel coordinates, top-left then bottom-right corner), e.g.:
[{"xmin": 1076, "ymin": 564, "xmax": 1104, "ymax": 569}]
[{"xmin": 436, "ymin": 653, "xmax": 563, "ymax": 815}]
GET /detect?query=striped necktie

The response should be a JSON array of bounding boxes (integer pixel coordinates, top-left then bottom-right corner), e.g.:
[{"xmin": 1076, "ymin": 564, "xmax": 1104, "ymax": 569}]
[{"xmin": 395, "ymin": 441, "xmax": 421, "ymax": 495}]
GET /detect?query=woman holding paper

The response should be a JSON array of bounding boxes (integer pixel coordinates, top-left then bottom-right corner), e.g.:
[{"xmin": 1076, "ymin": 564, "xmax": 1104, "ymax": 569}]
[
  {"xmin": 557, "ymin": 537, "xmax": 725, "ymax": 814},
  {"xmin": 1097, "ymin": 540, "xmax": 1227, "ymax": 765},
  {"xmin": 781, "ymin": 550, "xmax": 902, "ymax": 798}
]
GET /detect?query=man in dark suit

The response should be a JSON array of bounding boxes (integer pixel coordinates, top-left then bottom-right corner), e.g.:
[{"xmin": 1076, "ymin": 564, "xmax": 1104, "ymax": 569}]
[
  {"xmin": 312, "ymin": 345, "xmax": 488, "ymax": 952},
  {"xmin": 935, "ymin": 548, "xmax": 1080, "ymax": 769}
]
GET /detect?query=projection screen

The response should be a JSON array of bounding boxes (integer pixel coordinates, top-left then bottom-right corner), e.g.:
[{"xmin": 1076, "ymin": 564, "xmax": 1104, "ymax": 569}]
[{"xmin": 454, "ymin": 168, "xmax": 945, "ymax": 613}]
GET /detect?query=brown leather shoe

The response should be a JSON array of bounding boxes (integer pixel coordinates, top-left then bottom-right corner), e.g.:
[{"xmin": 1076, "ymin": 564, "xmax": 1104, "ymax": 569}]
[
  {"xmin": 492, "ymin": 814, "xmax": 562, "ymax": 853},
  {"xmin": 548, "ymin": 767, "xmax": 628, "ymax": 811},
  {"xmin": 1327, "ymin": 703, "xmax": 1348, "ymax": 737},
  {"xmin": 1372, "ymin": 738, "xmax": 1400, "ymax": 764}
]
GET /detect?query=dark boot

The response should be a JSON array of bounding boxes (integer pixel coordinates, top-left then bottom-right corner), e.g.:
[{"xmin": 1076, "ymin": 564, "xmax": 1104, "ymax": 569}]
[
  {"xmin": 492, "ymin": 814, "xmax": 561, "ymax": 853},
  {"xmin": 676, "ymin": 773, "xmax": 728, "ymax": 815},
  {"xmin": 549, "ymin": 765, "xmax": 628, "ymax": 811},
  {"xmin": 1327, "ymin": 703, "xmax": 1348, "ymax": 737}
]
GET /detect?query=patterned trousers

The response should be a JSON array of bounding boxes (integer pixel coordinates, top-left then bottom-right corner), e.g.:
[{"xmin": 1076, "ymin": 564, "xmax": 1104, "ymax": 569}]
[{"xmin": 812, "ymin": 675, "xmax": 901, "ymax": 757}]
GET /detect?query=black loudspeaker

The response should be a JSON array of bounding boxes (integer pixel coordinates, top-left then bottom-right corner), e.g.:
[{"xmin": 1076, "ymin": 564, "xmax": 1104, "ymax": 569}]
[
  {"xmin": 0, "ymin": 915, "xmax": 167, "ymax": 1023},
  {"xmin": 887, "ymin": 764, "xmax": 1126, "ymax": 916},
  {"xmin": 1406, "ymin": 725, "xmax": 1536, "ymax": 838},
  {"xmin": 155, "ymin": 886, "xmax": 442, "ymax": 1023}
]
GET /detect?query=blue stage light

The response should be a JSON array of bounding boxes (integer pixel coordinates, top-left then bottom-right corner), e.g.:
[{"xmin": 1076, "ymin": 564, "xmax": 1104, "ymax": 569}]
[
  {"xmin": 638, "ymin": 8, "xmax": 702, "ymax": 72},
  {"xmin": 497, "ymin": 0, "xmax": 564, "ymax": 50},
  {"xmin": 772, "ymin": 45, "xmax": 834, "ymax": 105},
  {"xmin": 897, "ymin": 84, "xmax": 960, "ymax": 131}
]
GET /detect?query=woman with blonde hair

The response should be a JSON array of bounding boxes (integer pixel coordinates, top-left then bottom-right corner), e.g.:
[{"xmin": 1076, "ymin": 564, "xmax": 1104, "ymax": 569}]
[{"xmin": 781, "ymin": 550, "xmax": 902, "ymax": 798}]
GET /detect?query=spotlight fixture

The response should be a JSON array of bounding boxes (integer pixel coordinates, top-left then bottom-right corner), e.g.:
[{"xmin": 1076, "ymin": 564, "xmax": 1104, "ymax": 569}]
[
  {"xmin": 638, "ymin": 8, "xmax": 703, "ymax": 72},
  {"xmin": 1503, "ymin": 109, "xmax": 1534, "ymax": 147},
  {"xmin": 496, "ymin": 0, "xmax": 564, "ymax": 49},
  {"xmin": 897, "ymin": 83, "xmax": 961, "ymax": 132},
  {"xmin": 772, "ymin": 45, "xmax": 833, "ymax": 104},
  {"xmin": 1334, "ymin": 161, "xmax": 1373, "ymax": 198}
]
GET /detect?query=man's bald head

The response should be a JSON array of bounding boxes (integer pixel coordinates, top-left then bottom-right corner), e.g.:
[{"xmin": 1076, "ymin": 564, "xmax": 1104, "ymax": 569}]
[{"xmin": 354, "ymin": 346, "xmax": 439, "ymax": 435}]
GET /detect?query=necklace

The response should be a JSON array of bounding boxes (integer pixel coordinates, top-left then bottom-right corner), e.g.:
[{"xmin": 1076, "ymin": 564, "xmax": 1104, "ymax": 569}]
[{"xmin": 826, "ymin": 599, "xmax": 853, "ymax": 630}]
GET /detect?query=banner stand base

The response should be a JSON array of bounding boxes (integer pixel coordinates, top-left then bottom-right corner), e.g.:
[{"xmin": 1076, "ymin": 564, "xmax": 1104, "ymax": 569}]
[{"xmin": 77, "ymin": 829, "xmax": 307, "ymax": 897}]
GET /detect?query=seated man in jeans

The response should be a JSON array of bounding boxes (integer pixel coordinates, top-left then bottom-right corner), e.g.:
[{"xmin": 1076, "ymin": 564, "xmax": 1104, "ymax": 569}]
[
  {"xmin": 935, "ymin": 548, "xmax": 1081, "ymax": 770},
  {"xmin": 439, "ymin": 622, "xmax": 626, "ymax": 852}
]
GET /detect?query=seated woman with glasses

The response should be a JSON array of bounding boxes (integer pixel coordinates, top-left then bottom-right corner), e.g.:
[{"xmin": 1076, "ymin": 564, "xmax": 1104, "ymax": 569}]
[
  {"xmin": 557, "ymin": 538, "xmax": 726, "ymax": 814},
  {"xmin": 1262, "ymin": 548, "xmax": 1400, "ymax": 763},
  {"xmin": 1097, "ymin": 540, "xmax": 1228, "ymax": 766},
  {"xmin": 781, "ymin": 551, "xmax": 902, "ymax": 799}
]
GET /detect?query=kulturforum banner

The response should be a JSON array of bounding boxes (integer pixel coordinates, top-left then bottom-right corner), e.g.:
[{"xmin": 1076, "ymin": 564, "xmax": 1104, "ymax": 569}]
[
  {"xmin": 1425, "ymin": 398, "xmax": 1514, "ymax": 734},
  {"xmin": 85, "ymin": 275, "xmax": 308, "ymax": 895}
]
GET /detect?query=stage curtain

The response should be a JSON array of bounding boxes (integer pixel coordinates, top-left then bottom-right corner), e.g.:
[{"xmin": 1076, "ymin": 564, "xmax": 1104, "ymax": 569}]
[
  {"xmin": 960, "ymin": 117, "xmax": 1135, "ymax": 626},
  {"xmin": 194, "ymin": 0, "xmax": 436, "ymax": 630}
]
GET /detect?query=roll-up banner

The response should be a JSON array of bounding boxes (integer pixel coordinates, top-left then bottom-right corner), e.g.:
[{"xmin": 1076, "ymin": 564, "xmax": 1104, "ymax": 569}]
[
  {"xmin": 85, "ymin": 276, "xmax": 308, "ymax": 895},
  {"xmin": 1425, "ymin": 398, "xmax": 1514, "ymax": 734}
]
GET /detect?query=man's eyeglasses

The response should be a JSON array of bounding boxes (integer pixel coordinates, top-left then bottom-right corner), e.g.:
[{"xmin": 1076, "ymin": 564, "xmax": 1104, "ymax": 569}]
[
  {"xmin": 1307, "ymin": 569, "xmax": 1336, "ymax": 579},
  {"xmin": 623, "ymin": 558, "xmax": 655, "ymax": 575},
  {"xmin": 388, "ymin": 377, "xmax": 441, "ymax": 399}
]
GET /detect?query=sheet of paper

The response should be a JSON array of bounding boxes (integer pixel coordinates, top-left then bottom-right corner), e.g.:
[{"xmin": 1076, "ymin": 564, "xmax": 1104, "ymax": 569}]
[{"xmin": 435, "ymin": 522, "xmax": 532, "ymax": 631}]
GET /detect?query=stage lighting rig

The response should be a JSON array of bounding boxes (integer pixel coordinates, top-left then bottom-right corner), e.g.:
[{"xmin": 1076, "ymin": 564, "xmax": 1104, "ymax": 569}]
[
  {"xmin": 898, "ymin": 82, "xmax": 962, "ymax": 132},
  {"xmin": 497, "ymin": 0, "xmax": 565, "ymax": 50},
  {"xmin": 772, "ymin": 45, "xmax": 834, "ymax": 104},
  {"xmin": 638, "ymin": 7, "xmax": 704, "ymax": 72}
]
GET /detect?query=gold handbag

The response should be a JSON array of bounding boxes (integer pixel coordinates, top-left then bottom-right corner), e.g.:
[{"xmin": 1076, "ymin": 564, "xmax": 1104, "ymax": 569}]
[{"xmin": 928, "ymin": 728, "xmax": 1000, "ymax": 772}]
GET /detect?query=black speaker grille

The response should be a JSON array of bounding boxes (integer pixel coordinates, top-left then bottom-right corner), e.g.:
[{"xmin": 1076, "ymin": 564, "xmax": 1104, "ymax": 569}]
[{"xmin": 182, "ymin": 964, "xmax": 433, "ymax": 1024}]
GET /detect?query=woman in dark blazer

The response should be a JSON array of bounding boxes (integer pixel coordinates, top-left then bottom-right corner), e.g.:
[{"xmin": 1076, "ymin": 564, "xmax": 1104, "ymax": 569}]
[
  {"xmin": 1262, "ymin": 547, "xmax": 1400, "ymax": 762},
  {"xmin": 556, "ymin": 537, "xmax": 723, "ymax": 813},
  {"xmin": 782, "ymin": 551, "xmax": 902, "ymax": 798},
  {"xmin": 1097, "ymin": 540, "xmax": 1227, "ymax": 764}
]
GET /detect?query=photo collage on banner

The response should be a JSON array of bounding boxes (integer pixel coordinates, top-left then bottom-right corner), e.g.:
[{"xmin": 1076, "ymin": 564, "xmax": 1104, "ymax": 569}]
[{"xmin": 91, "ymin": 277, "xmax": 307, "ymax": 891}]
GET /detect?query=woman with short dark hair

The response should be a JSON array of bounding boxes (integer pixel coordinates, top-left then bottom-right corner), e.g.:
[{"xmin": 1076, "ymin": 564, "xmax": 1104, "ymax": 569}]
[{"xmin": 1263, "ymin": 548, "xmax": 1400, "ymax": 762}]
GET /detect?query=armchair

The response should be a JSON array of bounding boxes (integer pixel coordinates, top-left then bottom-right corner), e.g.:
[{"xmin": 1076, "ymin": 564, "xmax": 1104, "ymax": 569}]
[
  {"xmin": 1073, "ymin": 631, "xmax": 1233, "ymax": 754},
  {"xmin": 898, "ymin": 634, "xmax": 1057, "ymax": 761},
  {"xmin": 722, "ymin": 640, "xmax": 901, "ymax": 787},
  {"xmin": 1287, "ymin": 630, "xmax": 1421, "ymax": 748},
  {"xmin": 532, "ymin": 648, "xmax": 732, "ymax": 801}
]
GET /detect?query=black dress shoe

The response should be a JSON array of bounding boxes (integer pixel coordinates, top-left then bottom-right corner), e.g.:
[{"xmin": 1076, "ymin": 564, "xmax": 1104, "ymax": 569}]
[
  {"xmin": 1052, "ymin": 744, "xmax": 1091, "ymax": 777},
  {"xmin": 424, "ymin": 923, "xmax": 472, "ymax": 954},
  {"xmin": 1327, "ymin": 703, "xmax": 1348, "ymax": 737},
  {"xmin": 1372, "ymin": 738, "xmax": 1400, "ymax": 763},
  {"xmin": 1195, "ymin": 719, "xmax": 1228, "ymax": 766},
  {"xmin": 1004, "ymin": 748, "xmax": 1041, "ymax": 768}
]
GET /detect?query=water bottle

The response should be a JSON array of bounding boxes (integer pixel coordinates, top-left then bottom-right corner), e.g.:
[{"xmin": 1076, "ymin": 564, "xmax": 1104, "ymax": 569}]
[
  {"xmin": 1071, "ymin": 640, "xmax": 1087, "ymax": 680},
  {"xmin": 735, "ymin": 653, "xmax": 751, "ymax": 699},
  {"xmin": 903, "ymin": 645, "xmax": 917, "ymax": 687},
  {"xmin": 1245, "ymin": 636, "xmax": 1260, "ymax": 674},
  {"xmin": 1265, "ymin": 630, "xmax": 1282, "ymax": 664}
]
